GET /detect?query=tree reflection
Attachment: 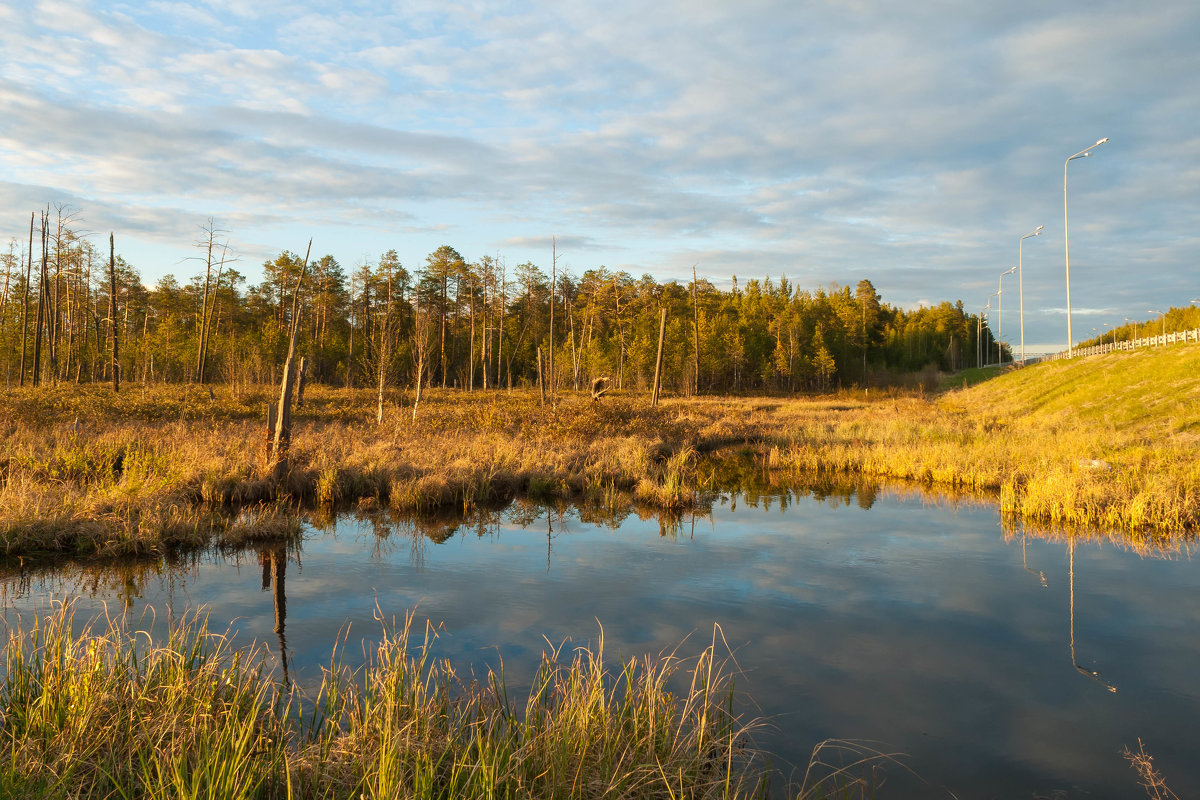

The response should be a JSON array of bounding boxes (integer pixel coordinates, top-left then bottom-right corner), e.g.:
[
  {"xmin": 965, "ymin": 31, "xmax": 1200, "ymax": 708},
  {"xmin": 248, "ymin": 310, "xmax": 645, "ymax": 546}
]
[{"xmin": 259, "ymin": 545, "xmax": 291, "ymax": 687}]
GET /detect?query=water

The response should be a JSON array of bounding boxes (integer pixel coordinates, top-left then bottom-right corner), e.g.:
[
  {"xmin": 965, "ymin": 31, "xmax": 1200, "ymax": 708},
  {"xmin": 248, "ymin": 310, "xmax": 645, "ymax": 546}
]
[{"xmin": 3, "ymin": 480, "xmax": 1197, "ymax": 798}]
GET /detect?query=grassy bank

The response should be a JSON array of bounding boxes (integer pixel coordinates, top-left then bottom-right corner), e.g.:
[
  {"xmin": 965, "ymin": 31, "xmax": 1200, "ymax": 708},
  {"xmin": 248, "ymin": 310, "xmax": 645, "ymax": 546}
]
[
  {"xmin": 0, "ymin": 386, "xmax": 744, "ymax": 559},
  {"xmin": 0, "ymin": 604, "xmax": 765, "ymax": 799},
  {"xmin": 766, "ymin": 346, "xmax": 1200, "ymax": 538},
  {"xmin": 1, "ymin": 345, "xmax": 1196, "ymax": 559}
]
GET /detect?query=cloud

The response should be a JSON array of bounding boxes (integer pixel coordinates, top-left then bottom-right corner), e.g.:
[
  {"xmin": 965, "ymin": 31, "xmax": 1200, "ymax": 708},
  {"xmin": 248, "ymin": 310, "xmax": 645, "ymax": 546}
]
[
  {"xmin": 500, "ymin": 235, "xmax": 602, "ymax": 251},
  {"xmin": 2, "ymin": 0, "xmax": 1198, "ymax": 344}
]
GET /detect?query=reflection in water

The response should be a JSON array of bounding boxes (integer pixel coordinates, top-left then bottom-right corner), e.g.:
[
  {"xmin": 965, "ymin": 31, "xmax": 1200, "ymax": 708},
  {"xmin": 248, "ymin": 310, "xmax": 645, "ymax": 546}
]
[
  {"xmin": 2, "ymin": 477, "xmax": 1198, "ymax": 798},
  {"xmin": 261, "ymin": 546, "xmax": 290, "ymax": 686},
  {"xmin": 1068, "ymin": 538, "xmax": 1117, "ymax": 693},
  {"xmin": 1022, "ymin": 534, "xmax": 1048, "ymax": 587}
]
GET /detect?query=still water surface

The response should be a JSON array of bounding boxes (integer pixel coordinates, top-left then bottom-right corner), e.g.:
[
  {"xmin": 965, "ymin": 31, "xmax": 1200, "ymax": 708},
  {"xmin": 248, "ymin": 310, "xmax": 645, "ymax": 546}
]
[{"xmin": 3, "ymin": 482, "xmax": 1197, "ymax": 798}]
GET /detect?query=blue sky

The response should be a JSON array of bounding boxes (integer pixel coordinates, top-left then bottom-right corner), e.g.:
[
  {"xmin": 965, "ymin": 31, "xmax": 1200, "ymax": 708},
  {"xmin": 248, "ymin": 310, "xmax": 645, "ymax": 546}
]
[{"xmin": 2, "ymin": 0, "xmax": 1198, "ymax": 352}]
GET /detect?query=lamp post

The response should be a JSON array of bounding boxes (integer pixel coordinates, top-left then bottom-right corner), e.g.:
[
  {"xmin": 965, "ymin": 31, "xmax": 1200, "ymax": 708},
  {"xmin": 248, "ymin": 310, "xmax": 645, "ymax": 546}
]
[
  {"xmin": 989, "ymin": 291, "xmax": 1000, "ymax": 365},
  {"xmin": 979, "ymin": 302, "xmax": 991, "ymax": 367},
  {"xmin": 1018, "ymin": 226, "xmax": 1043, "ymax": 365},
  {"xmin": 1064, "ymin": 137, "xmax": 1109, "ymax": 357},
  {"xmin": 1148, "ymin": 309, "xmax": 1165, "ymax": 341},
  {"xmin": 998, "ymin": 267, "xmax": 1017, "ymax": 364}
]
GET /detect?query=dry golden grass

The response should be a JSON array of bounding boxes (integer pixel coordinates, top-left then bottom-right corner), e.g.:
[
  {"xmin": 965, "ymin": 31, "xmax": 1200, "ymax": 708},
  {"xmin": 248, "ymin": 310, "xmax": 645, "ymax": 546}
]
[
  {"xmin": 2, "ymin": 346, "xmax": 1196, "ymax": 559},
  {"xmin": 0, "ymin": 385, "xmax": 763, "ymax": 558}
]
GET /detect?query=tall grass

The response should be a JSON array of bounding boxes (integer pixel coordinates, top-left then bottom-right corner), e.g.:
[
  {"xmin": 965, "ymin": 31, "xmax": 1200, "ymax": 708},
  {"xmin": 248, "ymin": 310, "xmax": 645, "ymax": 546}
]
[
  {"xmin": 0, "ymin": 604, "xmax": 767, "ymax": 799},
  {"xmin": 2, "ymin": 345, "xmax": 1196, "ymax": 559},
  {"xmin": 0, "ymin": 386, "xmax": 737, "ymax": 559}
]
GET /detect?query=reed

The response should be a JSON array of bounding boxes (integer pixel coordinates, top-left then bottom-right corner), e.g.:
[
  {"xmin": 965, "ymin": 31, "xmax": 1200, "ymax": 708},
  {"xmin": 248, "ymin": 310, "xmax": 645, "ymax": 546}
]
[{"xmin": 0, "ymin": 604, "xmax": 766, "ymax": 799}]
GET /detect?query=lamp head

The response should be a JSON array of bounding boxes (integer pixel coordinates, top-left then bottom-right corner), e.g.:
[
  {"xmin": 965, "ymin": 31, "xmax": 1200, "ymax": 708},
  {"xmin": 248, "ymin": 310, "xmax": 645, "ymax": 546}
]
[
  {"xmin": 1034, "ymin": 225, "xmax": 1044, "ymax": 234},
  {"xmin": 1096, "ymin": 137, "xmax": 1109, "ymax": 145}
]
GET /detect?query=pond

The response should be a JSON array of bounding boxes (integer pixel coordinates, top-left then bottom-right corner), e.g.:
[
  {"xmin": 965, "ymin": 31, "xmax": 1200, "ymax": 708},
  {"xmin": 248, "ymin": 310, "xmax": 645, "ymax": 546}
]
[{"xmin": 3, "ymin": 476, "xmax": 1197, "ymax": 798}]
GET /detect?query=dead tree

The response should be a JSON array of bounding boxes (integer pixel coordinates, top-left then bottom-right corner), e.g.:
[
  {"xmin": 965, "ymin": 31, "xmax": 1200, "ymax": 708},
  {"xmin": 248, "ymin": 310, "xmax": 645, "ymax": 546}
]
[
  {"xmin": 537, "ymin": 346, "xmax": 546, "ymax": 406},
  {"xmin": 194, "ymin": 221, "xmax": 233, "ymax": 384},
  {"xmin": 18, "ymin": 212, "xmax": 32, "ymax": 386},
  {"xmin": 549, "ymin": 237, "xmax": 556, "ymax": 400},
  {"xmin": 691, "ymin": 264, "xmax": 700, "ymax": 395},
  {"xmin": 411, "ymin": 282, "xmax": 435, "ymax": 421},
  {"xmin": 109, "ymin": 233, "xmax": 119, "ymax": 392},
  {"xmin": 269, "ymin": 240, "xmax": 311, "ymax": 475},
  {"xmin": 32, "ymin": 212, "xmax": 47, "ymax": 387},
  {"xmin": 651, "ymin": 307, "xmax": 666, "ymax": 407}
]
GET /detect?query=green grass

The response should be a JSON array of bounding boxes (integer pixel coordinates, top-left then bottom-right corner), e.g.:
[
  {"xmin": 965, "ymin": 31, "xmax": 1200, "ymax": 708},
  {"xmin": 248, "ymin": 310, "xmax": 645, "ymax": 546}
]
[{"xmin": 954, "ymin": 347, "xmax": 1200, "ymax": 434}]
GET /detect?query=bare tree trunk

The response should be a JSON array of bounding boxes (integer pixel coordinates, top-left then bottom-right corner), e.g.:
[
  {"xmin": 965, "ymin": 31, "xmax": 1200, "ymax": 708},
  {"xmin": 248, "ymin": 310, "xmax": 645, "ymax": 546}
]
[
  {"xmin": 614, "ymin": 277, "xmax": 626, "ymax": 391},
  {"xmin": 651, "ymin": 307, "xmax": 666, "ymax": 407},
  {"xmin": 19, "ymin": 212, "xmax": 32, "ymax": 386},
  {"xmin": 497, "ymin": 265, "xmax": 505, "ymax": 390},
  {"xmin": 692, "ymin": 264, "xmax": 700, "ymax": 396},
  {"xmin": 199, "ymin": 243, "xmax": 229, "ymax": 384},
  {"xmin": 411, "ymin": 282, "xmax": 432, "ymax": 421},
  {"xmin": 346, "ymin": 297, "xmax": 355, "ymax": 388},
  {"xmin": 468, "ymin": 269, "xmax": 476, "ymax": 391},
  {"xmin": 376, "ymin": 338, "xmax": 388, "ymax": 425},
  {"xmin": 296, "ymin": 356, "xmax": 308, "ymax": 408},
  {"xmin": 270, "ymin": 241, "xmax": 311, "ymax": 474},
  {"xmin": 549, "ymin": 237, "xmax": 556, "ymax": 399},
  {"xmin": 32, "ymin": 213, "xmax": 47, "ymax": 387},
  {"xmin": 50, "ymin": 210, "xmax": 63, "ymax": 384},
  {"xmin": 109, "ymin": 233, "xmax": 119, "ymax": 392},
  {"xmin": 536, "ymin": 346, "xmax": 545, "ymax": 406},
  {"xmin": 195, "ymin": 222, "xmax": 215, "ymax": 382},
  {"xmin": 439, "ymin": 268, "xmax": 447, "ymax": 388}
]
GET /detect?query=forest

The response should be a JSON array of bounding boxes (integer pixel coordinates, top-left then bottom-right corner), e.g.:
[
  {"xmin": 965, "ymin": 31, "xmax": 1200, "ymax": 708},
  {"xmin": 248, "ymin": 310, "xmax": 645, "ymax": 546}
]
[{"xmin": 2, "ymin": 209, "xmax": 1008, "ymax": 395}]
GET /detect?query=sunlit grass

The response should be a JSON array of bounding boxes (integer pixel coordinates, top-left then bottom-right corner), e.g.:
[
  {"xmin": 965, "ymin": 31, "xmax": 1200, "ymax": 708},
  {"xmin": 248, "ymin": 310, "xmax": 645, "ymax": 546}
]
[
  {"xmin": 2, "ymin": 345, "xmax": 1196, "ymax": 559},
  {"xmin": 766, "ymin": 347, "xmax": 1200, "ymax": 536},
  {"xmin": 0, "ymin": 603, "xmax": 766, "ymax": 799}
]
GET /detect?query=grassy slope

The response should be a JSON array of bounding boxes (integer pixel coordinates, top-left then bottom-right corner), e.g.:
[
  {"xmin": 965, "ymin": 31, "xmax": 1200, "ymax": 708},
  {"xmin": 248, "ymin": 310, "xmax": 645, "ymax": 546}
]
[{"xmin": 771, "ymin": 346, "xmax": 1200, "ymax": 536}]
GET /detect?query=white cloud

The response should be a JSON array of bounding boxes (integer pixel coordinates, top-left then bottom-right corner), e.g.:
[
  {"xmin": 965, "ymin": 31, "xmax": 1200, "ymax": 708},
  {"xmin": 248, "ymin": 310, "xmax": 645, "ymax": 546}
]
[{"xmin": 1, "ymin": 0, "xmax": 1197, "ymax": 343}]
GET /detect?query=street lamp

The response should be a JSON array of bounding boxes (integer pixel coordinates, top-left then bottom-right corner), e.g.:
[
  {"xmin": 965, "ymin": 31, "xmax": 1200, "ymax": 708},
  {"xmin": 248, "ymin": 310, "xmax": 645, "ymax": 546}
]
[
  {"xmin": 1064, "ymin": 137, "xmax": 1109, "ymax": 357},
  {"xmin": 998, "ymin": 267, "xmax": 1017, "ymax": 364},
  {"xmin": 979, "ymin": 302, "xmax": 991, "ymax": 367},
  {"xmin": 1018, "ymin": 226, "xmax": 1044, "ymax": 364},
  {"xmin": 989, "ymin": 291, "xmax": 1001, "ymax": 365},
  {"xmin": 1148, "ymin": 309, "xmax": 1165, "ymax": 341}
]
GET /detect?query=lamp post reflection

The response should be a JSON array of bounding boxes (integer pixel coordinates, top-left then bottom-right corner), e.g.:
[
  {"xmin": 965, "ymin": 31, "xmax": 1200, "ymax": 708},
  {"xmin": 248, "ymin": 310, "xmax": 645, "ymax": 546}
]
[
  {"xmin": 1021, "ymin": 533, "xmax": 1047, "ymax": 587},
  {"xmin": 1068, "ymin": 538, "xmax": 1116, "ymax": 693}
]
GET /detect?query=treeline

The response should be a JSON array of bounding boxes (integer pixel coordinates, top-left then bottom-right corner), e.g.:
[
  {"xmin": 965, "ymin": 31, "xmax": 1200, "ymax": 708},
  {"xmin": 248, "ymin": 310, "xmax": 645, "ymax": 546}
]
[{"xmin": 1, "ymin": 213, "xmax": 1011, "ymax": 394}]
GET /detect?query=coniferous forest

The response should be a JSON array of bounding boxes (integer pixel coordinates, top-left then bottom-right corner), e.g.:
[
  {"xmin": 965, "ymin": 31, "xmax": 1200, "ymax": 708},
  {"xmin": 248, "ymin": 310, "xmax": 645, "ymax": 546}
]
[{"xmin": 2, "ymin": 211, "xmax": 1002, "ymax": 394}]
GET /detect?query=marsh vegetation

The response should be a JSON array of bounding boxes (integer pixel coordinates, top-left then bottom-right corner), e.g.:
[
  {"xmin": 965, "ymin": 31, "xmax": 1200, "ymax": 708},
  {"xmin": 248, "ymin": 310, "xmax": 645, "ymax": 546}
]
[{"xmin": 2, "ymin": 344, "xmax": 1197, "ymax": 564}]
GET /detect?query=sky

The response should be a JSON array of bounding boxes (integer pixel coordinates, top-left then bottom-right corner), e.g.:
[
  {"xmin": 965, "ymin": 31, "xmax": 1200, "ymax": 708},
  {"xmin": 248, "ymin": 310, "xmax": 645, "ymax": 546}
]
[{"xmin": 2, "ymin": 0, "xmax": 1198, "ymax": 354}]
